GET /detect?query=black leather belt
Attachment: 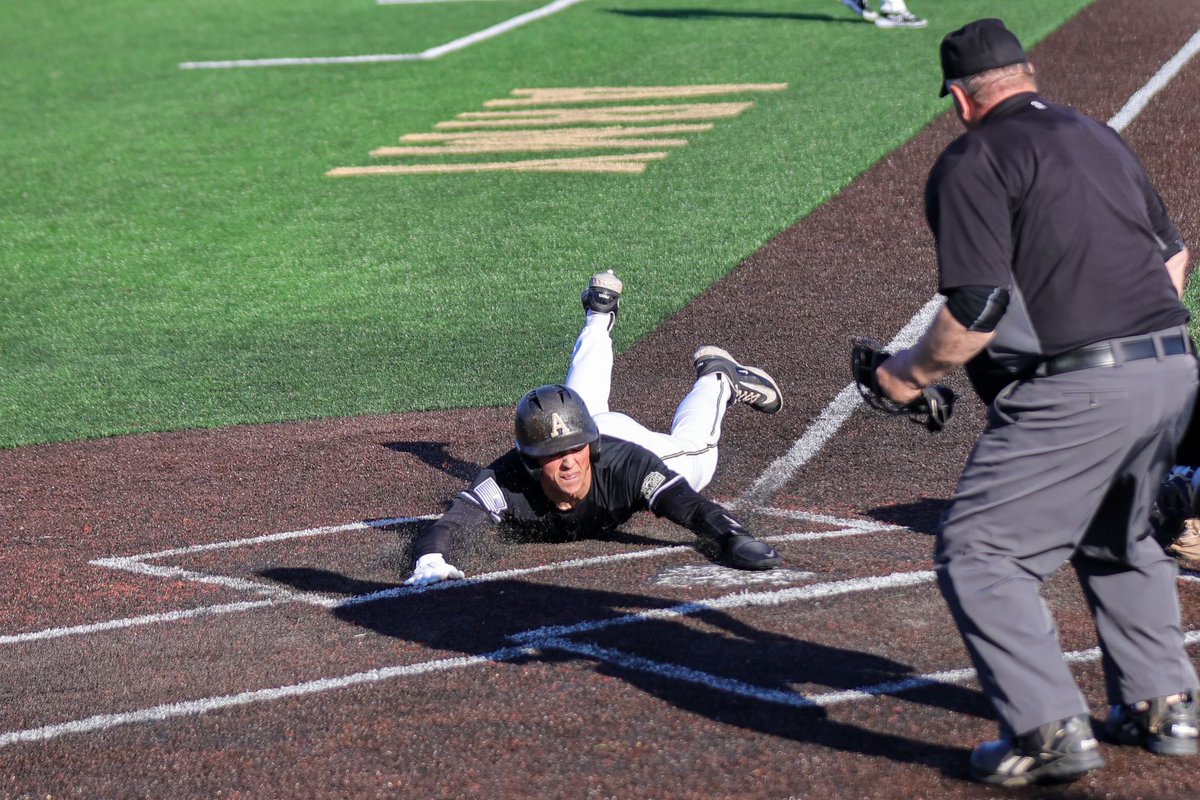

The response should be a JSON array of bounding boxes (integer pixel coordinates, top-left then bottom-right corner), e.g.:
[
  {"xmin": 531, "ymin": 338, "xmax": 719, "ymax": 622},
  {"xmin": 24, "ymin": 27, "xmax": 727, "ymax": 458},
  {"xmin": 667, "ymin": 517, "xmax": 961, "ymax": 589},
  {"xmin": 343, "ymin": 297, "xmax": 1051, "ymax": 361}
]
[{"xmin": 1037, "ymin": 332, "xmax": 1194, "ymax": 377}]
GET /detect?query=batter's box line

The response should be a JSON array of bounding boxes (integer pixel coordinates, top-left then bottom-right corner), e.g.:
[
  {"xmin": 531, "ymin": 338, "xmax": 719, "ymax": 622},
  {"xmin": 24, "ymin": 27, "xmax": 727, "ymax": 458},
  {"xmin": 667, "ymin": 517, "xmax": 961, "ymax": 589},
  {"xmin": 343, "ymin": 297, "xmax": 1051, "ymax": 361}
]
[
  {"xmin": 9, "ymin": 569, "xmax": 1198, "ymax": 750},
  {"xmin": 87, "ymin": 505, "xmax": 893, "ymax": 606},
  {"xmin": 89, "ymin": 505, "xmax": 896, "ymax": 612},
  {"xmin": 0, "ymin": 570, "xmax": 938, "ymax": 748},
  {"xmin": 11, "ymin": 512, "xmax": 893, "ymax": 646},
  {"xmin": 532, "ymin": 629, "xmax": 1200, "ymax": 713},
  {"xmin": 89, "ymin": 515, "xmax": 440, "ymax": 609}
]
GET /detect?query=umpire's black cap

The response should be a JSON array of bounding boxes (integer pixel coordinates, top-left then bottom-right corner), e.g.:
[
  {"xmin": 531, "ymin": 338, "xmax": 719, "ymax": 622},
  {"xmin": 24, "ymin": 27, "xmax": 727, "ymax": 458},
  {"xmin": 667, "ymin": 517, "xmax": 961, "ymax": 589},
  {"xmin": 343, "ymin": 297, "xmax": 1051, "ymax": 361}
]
[{"xmin": 939, "ymin": 18, "xmax": 1027, "ymax": 96}]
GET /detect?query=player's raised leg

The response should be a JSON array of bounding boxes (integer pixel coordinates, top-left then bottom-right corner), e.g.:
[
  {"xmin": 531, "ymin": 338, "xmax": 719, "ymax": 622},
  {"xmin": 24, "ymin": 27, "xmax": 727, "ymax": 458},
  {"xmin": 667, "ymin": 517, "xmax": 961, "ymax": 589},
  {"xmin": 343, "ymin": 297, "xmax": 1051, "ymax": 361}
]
[{"xmin": 565, "ymin": 270, "xmax": 622, "ymax": 415}]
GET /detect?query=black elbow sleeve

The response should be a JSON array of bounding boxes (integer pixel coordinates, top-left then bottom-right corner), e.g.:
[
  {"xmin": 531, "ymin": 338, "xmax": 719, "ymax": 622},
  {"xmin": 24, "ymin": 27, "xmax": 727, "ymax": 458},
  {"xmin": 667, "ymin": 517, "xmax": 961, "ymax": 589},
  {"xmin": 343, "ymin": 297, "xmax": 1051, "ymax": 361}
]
[{"xmin": 944, "ymin": 285, "xmax": 1010, "ymax": 332}]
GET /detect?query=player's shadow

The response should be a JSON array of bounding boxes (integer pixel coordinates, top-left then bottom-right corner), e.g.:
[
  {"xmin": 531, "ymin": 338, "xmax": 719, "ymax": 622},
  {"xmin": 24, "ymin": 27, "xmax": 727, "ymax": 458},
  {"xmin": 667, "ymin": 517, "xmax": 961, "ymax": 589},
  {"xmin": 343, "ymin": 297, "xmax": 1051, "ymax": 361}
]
[
  {"xmin": 258, "ymin": 567, "xmax": 986, "ymax": 780},
  {"xmin": 865, "ymin": 498, "xmax": 950, "ymax": 536},
  {"xmin": 384, "ymin": 441, "xmax": 479, "ymax": 482},
  {"xmin": 606, "ymin": 8, "xmax": 862, "ymax": 24}
]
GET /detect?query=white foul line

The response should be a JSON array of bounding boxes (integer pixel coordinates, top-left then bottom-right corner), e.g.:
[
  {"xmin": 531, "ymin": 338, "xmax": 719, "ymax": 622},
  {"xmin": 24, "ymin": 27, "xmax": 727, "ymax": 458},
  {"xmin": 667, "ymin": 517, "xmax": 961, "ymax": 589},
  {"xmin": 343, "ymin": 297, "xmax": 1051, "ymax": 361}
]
[
  {"xmin": 0, "ymin": 600, "xmax": 278, "ymax": 646},
  {"xmin": 547, "ymin": 630, "xmax": 1200, "ymax": 711},
  {"xmin": 1108, "ymin": 29, "xmax": 1200, "ymax": 133},
  {"xmin": 179, "ymin": 0, "xmax": 589, "ymax": 69},
  {"xmin": 0, "ymin": 571, "xmax": 933, "ymax": 748},
  {"xmin": 0, "ymin": 647, "xmax": 528, "ymax": 749},
  {"xmin": 736, "ymin": 295, "xmax": 944, "ymax": 508},
  {"xmin": 5, "ymin": 561, "xmax": 1197, "ymax": 747}
]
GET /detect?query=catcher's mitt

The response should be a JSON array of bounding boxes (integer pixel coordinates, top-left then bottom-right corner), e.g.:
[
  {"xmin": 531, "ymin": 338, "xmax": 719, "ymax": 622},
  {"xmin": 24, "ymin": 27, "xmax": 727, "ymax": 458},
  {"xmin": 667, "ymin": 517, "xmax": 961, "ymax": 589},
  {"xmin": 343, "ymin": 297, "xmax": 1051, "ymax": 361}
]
[{"xmin": 851, "ymin": 337, "xmax": 956, "ymax": 432}]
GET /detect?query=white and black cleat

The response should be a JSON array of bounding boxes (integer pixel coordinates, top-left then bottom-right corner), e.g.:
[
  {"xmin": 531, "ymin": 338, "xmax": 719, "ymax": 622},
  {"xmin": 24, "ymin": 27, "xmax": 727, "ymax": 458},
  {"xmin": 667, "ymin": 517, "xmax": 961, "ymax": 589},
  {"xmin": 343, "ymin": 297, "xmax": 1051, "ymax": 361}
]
[
  {"xmin": 693, "ymin": 346, "xmax": 783, "ymax": 414},
  {"xmin": 875, "ymin": 9, "xmax": 927, "ymax": 28},
  {"xmin": 582, "ymin": 270, "xmax": 622, "ymax": 330}
]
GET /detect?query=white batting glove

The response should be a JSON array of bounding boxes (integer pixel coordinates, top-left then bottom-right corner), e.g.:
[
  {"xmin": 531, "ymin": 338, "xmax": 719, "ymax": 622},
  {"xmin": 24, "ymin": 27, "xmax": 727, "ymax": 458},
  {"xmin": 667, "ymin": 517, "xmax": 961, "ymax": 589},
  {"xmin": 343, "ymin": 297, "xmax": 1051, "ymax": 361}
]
[{"xmin": 403, "ymin": 553, "xmax": 466, "ymax": 586}]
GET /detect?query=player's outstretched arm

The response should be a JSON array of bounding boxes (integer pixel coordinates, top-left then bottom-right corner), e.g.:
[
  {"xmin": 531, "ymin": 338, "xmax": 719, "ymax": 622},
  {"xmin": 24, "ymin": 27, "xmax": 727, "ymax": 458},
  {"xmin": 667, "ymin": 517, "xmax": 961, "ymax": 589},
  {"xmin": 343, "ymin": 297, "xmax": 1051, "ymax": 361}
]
[
  {"xmin": 406, "ymin": 489, "xmax": 499, "ymax": 585},
  {"xmin": 649, "ymin": 478, "xmax": 781, "ymax": 570}
]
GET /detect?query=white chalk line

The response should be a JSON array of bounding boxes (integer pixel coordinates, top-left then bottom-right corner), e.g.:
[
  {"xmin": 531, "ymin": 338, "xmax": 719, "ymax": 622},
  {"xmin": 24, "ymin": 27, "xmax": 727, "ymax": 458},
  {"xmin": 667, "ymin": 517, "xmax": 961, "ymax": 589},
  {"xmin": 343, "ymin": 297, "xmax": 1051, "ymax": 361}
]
[
  {"xmin": 64, "ymin": 512, "xmax": 1178, "ymax": 647},
  {"xmin": 102, "ymin": 516, "xmax": 432, "ymax": 561},
  {"xmin": 549, "ymin": 630, "xmax": 1200, "ymax": 711},
  {"xmin": 0, "ymin": 647, "xmax": 528, "ymax": 749},
  {"xmin": 85, "ymin": 515, "xmax": 439, "ymax": 613},
  {"xmin": 179, "ymin": 0, "xmax": 588, "ymax": 69},
  {"xmin": 0, "ymin": 571, "xmax": 932, "ymax": 748},
  {"xmin": 508, "ymin": 570, "xmax": 938, "ymax": 643},
  {"xmin": 1108, "ymin": 29, "xmax": 1200, "ymax": 134},
  {"xmin": 7, "ymin": 565, "xmax": 1198, "ymax": 748},
  {"xmin": 736, "ymin": 296, "xmax": 944, "ymax": 508},
  {"xmin": 0, "ymin": 600, "xmax": 279, "ymax": 646},
  {"xmin": 11, "ymin": 512, "xmax": 883, "ymax": 645}
]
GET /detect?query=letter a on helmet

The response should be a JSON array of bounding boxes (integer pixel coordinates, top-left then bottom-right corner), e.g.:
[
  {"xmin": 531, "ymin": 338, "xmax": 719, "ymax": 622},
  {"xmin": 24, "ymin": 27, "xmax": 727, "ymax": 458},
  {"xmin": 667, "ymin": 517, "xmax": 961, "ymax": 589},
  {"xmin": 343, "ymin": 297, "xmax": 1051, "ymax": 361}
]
[{"xmin": 549, "ymin": 412, "xmax": 573, "ymax": 440}]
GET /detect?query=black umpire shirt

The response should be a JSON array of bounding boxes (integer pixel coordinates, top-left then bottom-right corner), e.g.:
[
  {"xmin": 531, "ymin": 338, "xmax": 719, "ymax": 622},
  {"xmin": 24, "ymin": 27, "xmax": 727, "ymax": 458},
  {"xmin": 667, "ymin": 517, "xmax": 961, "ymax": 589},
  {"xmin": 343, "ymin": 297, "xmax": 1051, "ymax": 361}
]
[
  {"xmin": 413, "ymin": 435, "xmax": 746, "ymax": 560},
  {"xmin": 925, "ymin": 92, "xmax": 1188, "ymax": 401}
]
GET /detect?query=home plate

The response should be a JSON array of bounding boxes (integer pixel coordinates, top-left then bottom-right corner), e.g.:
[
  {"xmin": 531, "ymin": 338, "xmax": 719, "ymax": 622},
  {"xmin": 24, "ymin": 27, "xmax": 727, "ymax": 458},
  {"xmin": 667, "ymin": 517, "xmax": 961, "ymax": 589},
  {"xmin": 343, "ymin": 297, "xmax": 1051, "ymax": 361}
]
[{"xmin": 653, "ymin": 565, "xmax": 816, "ymax": 588}]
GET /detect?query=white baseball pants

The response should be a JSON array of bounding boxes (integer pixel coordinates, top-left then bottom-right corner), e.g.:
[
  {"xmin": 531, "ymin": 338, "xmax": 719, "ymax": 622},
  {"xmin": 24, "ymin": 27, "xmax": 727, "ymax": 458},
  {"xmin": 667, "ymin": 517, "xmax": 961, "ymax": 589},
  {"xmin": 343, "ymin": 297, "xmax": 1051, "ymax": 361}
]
[{"xmin": 565, "ymin": 315, "xmax": 730, "ymax": 492}]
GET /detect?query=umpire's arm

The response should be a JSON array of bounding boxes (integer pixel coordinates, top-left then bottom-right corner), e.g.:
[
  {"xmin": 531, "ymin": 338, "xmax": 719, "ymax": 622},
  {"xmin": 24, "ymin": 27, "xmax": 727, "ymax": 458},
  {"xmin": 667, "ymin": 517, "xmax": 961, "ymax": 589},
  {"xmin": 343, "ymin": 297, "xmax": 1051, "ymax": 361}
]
[
  {"xmin": 1166, "ymin": 247, "xmax": 1191, "ymax": 299},
  {"xmin": 876, "ymin": 306, "xmax": 995, "ymax": 404}
]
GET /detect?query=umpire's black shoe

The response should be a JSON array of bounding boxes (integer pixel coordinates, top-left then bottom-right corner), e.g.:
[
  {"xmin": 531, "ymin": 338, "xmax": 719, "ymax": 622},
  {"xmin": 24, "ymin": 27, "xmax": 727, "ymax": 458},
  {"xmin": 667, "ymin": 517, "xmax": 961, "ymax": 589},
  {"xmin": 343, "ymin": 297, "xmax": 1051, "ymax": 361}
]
[
  {"xmin": 1105, "ymin": 691, "xmax": 1199, "ymax": 756},
  {"xmin": 970, "ymin": 714, "xmax": 1105, "ymax": 787},
  {"xmin": 722, "ymin": 534, "xmax": 781, "ymax": 570}
]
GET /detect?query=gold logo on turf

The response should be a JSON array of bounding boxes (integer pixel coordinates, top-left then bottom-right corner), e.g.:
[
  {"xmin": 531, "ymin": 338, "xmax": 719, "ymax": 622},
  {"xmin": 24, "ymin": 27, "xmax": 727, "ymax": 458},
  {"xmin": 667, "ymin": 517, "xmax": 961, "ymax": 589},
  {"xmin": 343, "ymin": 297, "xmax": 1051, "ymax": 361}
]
[{"xmin": 327, "ymin": 84, "xmax": 787, "ymax": 176}]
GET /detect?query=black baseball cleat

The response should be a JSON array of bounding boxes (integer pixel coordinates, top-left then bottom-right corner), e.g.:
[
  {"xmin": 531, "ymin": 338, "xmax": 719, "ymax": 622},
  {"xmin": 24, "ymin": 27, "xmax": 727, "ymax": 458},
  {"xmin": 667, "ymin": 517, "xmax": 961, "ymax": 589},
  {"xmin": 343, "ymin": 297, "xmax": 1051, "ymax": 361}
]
[
  {"xmin": 693, "ymin": 346, "xmax": 783, "ymax": 414},
  {"xmin": 722, "ymin": 534, "xmax": 782, "ymax": 570},
  {"xmin": 1105, "ymin": 691, "xmax": 1199, "ymax": 756},
  {"xmin": 970, "ymin": 714, "xmax": 1105, "ymax": 786},
  {"xmin": 581, "ymin": 270, "xmax": 622, "ymax": 330}
]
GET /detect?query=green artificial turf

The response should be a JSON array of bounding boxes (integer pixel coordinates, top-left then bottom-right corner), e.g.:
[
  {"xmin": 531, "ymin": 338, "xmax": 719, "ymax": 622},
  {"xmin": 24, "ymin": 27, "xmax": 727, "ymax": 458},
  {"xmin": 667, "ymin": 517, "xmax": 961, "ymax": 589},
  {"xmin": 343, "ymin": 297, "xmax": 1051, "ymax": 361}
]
[{"xmin": 1, "ymin": 0, "xmax": 1100, "ymax": 447}]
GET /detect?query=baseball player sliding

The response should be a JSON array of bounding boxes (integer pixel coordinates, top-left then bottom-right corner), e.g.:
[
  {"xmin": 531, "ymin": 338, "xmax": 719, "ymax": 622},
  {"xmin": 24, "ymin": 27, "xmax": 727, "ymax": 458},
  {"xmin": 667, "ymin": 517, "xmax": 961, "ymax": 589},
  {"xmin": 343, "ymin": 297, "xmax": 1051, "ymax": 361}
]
[{"xmin": 404, "ymin": 270, "xmax": 784, "ymax": 586}]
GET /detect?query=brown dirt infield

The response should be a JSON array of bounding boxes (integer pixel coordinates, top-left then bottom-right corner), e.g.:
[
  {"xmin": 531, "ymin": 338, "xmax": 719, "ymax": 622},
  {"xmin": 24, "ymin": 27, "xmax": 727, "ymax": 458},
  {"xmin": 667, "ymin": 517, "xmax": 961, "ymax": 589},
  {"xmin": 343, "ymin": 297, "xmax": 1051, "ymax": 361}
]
[{"xmin": 3, "ymin": 1, "xmax": 1200, "ymax": 797}]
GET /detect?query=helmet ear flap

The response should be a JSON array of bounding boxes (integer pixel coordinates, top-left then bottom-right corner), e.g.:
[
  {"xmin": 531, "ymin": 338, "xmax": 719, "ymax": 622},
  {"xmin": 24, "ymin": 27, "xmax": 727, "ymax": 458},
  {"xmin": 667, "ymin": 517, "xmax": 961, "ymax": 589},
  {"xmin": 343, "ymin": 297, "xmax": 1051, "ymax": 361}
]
[
  {"xmin": 519, "ymin": 452, "xmax": 542, "ymax": 481},
  {"xmin": 590, "ymin": 436, "xmax": 602, "ymax": 462}
]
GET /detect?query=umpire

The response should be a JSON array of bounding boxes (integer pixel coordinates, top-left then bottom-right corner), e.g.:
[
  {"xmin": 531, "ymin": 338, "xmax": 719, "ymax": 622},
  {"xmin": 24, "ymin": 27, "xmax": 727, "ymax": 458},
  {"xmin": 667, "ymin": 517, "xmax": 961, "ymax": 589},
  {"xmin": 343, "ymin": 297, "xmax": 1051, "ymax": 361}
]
[{"xmin": 874, "ymin": 18, "xmax": 1199, "ymax": 787}]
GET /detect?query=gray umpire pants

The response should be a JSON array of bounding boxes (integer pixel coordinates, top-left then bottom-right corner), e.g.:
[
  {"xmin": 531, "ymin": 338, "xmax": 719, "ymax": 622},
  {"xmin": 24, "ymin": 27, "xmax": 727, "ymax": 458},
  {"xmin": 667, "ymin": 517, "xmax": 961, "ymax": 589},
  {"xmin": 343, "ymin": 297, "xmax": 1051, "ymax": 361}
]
[{"xmin": 936, "ymin": 330, "xmax": 1199, "ymax": 739}]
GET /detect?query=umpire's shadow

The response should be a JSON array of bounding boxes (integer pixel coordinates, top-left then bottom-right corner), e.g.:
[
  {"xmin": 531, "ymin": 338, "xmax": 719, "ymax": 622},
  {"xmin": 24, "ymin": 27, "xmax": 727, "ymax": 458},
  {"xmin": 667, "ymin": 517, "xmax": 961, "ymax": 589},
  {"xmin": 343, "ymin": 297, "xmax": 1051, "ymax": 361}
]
[{"xmin": 259, "ymin": 561, "xmax": 986, "ymax": 779}]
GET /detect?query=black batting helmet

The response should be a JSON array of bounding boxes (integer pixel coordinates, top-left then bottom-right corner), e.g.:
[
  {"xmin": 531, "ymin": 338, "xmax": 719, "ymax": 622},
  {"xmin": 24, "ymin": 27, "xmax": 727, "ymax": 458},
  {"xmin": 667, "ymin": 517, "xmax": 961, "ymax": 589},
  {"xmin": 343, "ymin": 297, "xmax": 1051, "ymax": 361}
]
[{"xmin": 514, "ymin": 385, "xmax": 600, "ymax": 461}]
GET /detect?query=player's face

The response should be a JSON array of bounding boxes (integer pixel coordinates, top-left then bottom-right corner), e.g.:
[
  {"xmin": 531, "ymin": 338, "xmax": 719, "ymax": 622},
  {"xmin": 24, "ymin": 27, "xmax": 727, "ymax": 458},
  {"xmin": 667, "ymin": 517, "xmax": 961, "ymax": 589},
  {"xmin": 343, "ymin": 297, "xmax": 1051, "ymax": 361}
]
[{"xmin": 538, "ymin": 443, "xmax": 593, "ymax": 509}]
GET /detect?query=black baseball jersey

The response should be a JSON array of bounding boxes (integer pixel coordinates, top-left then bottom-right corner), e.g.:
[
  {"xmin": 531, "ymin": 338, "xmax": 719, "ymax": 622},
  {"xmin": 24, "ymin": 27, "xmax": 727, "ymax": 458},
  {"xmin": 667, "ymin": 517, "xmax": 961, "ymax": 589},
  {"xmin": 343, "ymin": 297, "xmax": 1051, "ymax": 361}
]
[
  {"xmin": 413, "ymin": 434, "xmax": 745, "ymax": 561},
  {"xmin": 925, "ymin": 92, "xmax": 1188, "ymax": 400}
]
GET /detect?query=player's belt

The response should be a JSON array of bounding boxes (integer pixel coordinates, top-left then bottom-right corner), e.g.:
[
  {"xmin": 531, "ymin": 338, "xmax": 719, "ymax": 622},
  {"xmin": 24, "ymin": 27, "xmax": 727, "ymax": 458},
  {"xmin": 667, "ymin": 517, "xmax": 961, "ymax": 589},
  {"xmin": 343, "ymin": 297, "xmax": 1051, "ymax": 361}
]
[{"xmin": 1036, "ymin": 330, "xmax": 1195, "ymax": 377}]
